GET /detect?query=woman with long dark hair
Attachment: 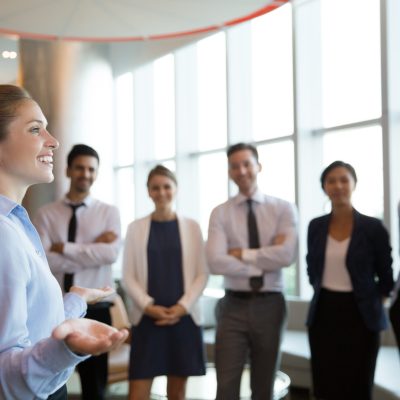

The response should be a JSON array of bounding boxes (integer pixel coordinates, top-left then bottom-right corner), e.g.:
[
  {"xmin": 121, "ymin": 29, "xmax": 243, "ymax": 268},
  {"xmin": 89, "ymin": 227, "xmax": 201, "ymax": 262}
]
[{"xmin": 306, "ymin": 160, "xmax": 394, "ymax": 400}]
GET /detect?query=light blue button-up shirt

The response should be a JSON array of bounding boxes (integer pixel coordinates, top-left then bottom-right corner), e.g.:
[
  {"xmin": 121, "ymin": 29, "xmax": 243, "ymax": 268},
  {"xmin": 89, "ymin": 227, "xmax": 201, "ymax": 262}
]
[{"xmin": 0, "ymin": 195, "xmax": 88, "ymax": 400}]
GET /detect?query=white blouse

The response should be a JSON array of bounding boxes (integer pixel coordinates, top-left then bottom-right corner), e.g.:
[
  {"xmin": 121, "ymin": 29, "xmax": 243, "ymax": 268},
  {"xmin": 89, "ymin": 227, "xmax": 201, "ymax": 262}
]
[{"xmin": 321, "ymin": 235, "xmax": 353, "ymax": 292}]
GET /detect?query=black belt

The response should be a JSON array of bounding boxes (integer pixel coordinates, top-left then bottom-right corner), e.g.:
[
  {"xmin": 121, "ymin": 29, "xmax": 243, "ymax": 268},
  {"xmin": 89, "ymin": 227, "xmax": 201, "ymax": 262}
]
[{"xmin": 225, "ymin": 289, "xmax": 280, "ymax": 299}]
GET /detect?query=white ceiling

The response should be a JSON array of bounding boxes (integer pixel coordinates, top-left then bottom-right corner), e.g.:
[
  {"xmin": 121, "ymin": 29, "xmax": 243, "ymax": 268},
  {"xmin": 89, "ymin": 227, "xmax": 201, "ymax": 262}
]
[{"xmin": 0, "ymin": 0, "xmax": 284, "ymax": 41}]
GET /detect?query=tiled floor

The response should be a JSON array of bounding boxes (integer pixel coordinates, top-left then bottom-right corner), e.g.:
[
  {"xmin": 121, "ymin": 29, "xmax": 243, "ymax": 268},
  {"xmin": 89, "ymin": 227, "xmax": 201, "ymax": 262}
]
[{"xmin": 67, "ymin": 370, "xmax": 311, "ymax": 399}]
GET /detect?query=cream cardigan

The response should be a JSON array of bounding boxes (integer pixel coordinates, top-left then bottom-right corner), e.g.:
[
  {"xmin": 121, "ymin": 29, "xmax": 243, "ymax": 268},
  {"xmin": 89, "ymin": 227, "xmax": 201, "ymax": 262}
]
[{"xmin": 122, "ymin": 214, "xmax": 209, "ymax": 325}]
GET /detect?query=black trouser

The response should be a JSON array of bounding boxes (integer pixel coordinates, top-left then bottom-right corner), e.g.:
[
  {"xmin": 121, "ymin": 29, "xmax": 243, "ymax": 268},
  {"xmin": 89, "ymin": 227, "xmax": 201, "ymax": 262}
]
[
  {"xmin": 47, "ymin": 384, "xmax": 67, "ymax": 400},
  {"xmin": 390, "ymin": 293, "xmax": 400, "ymax": 355},
  {"xmin": 308, "ymin": 289, "xmax": 379, "ymax": 400},
  {"xmin": 77, "ymin": 302, "xmax": 112, "ymax": 400}
]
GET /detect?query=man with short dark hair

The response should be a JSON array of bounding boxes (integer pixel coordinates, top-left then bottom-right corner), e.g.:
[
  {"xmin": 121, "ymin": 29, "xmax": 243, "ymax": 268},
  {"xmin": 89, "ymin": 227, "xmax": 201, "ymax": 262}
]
[
  {"xmin": 34, "ymin": 144, "xmax": 121, "ymax": 400},
  {"xmin": 206, "ymin": 142, "xmax": 298, "ymax": 400}
]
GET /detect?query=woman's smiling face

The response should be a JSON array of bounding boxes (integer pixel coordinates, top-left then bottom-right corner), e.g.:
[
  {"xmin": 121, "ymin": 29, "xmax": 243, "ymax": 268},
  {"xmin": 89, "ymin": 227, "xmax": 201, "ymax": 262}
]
[{"xmin": 0, "ymin": 99, "xmax": 59, "ymax": 191}]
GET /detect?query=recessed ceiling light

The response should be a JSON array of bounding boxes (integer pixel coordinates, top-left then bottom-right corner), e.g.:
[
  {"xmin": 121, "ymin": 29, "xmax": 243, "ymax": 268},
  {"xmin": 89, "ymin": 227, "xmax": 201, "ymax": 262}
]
[{"xmin": 2, "ymin": 50, "xmax": 17, "ymax": 59}]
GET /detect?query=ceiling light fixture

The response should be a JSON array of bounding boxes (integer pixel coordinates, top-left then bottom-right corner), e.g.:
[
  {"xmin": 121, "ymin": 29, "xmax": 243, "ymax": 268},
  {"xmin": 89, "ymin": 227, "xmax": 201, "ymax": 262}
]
[{"xmin": 1, "ymin": 50, "xmax": 17, "ymax": 59}]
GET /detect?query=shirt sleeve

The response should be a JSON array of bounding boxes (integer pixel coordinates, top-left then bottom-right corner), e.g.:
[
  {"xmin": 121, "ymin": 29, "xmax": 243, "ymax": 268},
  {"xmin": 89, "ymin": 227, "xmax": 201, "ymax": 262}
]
[
  {"xmin": 206, "ymin": 206, "xmax": 262, "ymax": 278},
  {"xmin": 63, "ymin": 293, "xmax": 87, "ymax": 320},
  {"xmin": 242, "ymin": 202, "xmax": 298, "ymax": 271},
  {"xmin": 62, "ymin": 206, "xmax": 121, "ymax": 269},
  {"xmin": 373, "ymin": 220, "xmax": 394, "ymax": 297},
  {"xmin": 0, "ymin": 221, "xmax": 86, "ymax": 400}
]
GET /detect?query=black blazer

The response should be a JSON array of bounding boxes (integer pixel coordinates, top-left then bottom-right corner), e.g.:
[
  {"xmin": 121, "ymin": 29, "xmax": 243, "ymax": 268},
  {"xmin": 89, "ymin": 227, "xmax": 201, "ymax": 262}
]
[{"xmin": 306, "ymin": 209, "xmax": 394, "ymax": 332}]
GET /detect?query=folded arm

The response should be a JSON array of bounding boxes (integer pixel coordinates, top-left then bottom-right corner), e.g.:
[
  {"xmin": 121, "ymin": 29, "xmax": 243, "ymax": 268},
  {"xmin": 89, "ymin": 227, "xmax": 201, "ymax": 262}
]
[{"xmin": 206, "ymin": 208, "xmax": 262, "ymax": 278}]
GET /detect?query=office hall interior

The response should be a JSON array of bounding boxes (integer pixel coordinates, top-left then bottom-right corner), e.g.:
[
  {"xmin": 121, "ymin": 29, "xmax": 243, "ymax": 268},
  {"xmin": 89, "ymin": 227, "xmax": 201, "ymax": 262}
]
[{"xmin": 0, "ymin": 0, "xmax": 400, "ymax": 399}]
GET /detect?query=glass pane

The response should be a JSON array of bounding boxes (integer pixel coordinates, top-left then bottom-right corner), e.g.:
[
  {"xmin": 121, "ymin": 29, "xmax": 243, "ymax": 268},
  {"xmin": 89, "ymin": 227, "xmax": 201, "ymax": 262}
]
[
  {"xmin": 115, "ymin": 73, "xmax": 134, "ymax": 165},
  {"xmin": 198, "ymin": 152, "xmax": 228, "ymax": 237},
  {"xmin": 116, "ymin": 167, "xmax": 135, "ymax": 236},
  {"xmin": 251, "ymin": 4, "xmax": 294, "ymax": 140},
  {"xmin": 256, "ymin": 140, "xmax": 296, "ymax": 296},
  {"xmin": 257, "ymin": 140, "xmax": 295, "ymax": 203},
  {"xmin": 322, "ymin": 126, "xmax": 383, "ymax": 218},
  {"xmin": 197, "ymin": 33, "xmax": 227, "ymax": 151},
  {"xmin": 154, "ymin": 54, "xmax": 176, "ymax": 160},
  {"xmin": 321, "ymin": 0, "xmax": 381, "ymax": 127}
]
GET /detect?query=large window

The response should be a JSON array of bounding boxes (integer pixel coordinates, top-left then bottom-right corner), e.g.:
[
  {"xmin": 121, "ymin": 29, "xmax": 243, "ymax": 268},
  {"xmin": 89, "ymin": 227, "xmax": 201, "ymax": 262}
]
[
  {"xmin": 320, "ymin": 0, "xmax": 381, "ymax": 127},
  {"xmin": 322, "ymin": 126, "xmax": 383, "ymax": 218},
  {"xmin": 154, "ymin": 54, "xmax": 175, "ymax": 160},
  {"xmin": 112, "ymin": 0, "xmax": 400, "ymax": 295},
  {"xmin": 197, "ymin": 33, "xmax": 227, "ymax": 152},
  {"xmin": 251, "ymin": 4, "xmax": 294, "ymax": 140}
]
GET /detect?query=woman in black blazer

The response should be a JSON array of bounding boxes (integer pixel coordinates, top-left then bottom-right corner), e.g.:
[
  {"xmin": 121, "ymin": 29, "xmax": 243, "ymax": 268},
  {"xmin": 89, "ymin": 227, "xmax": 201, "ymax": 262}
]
[{"xmin": 306, "ymin": 161, "xmax": 394, "ymax": 400}]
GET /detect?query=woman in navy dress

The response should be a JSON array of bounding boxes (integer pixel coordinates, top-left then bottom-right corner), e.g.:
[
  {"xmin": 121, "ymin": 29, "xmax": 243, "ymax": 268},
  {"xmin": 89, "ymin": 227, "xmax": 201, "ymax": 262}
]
[
  {"xmin": 122, "ymin": 165, "xmax": 208, "ymax": 400},
  {"xmin": 306, "ymin": 161, "xmax": 393, "ymax": 400}
]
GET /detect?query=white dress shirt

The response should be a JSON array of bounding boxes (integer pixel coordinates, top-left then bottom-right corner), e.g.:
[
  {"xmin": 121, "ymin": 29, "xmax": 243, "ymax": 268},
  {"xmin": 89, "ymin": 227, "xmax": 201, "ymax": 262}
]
[
  {"xmin": 34, "ymin": 195, "xmax": 121, "ymax": 291},
  {"xmin": 206, "ymin": 189, "xmax": 298, "ymax": 292}
]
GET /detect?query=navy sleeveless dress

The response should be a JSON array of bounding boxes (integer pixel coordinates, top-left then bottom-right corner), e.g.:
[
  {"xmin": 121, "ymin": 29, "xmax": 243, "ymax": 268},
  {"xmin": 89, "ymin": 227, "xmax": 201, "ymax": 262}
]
[{"xmin": 129, "ymin": 219, "xmax": 206, "ymax": 379}]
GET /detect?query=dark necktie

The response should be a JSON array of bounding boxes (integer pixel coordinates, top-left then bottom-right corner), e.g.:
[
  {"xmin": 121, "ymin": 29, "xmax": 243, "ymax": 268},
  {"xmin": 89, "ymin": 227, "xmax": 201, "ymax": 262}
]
[
  {"xmin": 63, "ymin": 203, "xmax": 84, "ymax": 292},
  {"xmin": 247, "ymin": 199, "xmax": 263, "ymax": 291}
]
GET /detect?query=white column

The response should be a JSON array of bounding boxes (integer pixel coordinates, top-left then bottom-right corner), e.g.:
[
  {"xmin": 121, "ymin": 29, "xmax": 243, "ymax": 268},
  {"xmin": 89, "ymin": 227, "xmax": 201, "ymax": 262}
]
[{"xmin": 292, "ymin": 0, "xmax": 324, "ymax": 297}]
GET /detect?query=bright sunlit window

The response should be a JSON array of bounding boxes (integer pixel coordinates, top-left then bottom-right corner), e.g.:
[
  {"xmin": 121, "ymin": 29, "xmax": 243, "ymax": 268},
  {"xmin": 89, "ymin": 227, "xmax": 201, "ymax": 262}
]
[
  {"xmin": 251, "ymin": 4, "xmax": 294, "ymax": 140},
  {"xmin": 154, "ymin": 54, "xmax": 176, "ymax": 160},
  {"xmin": 197, "ymin": 32, "xmax": 227, "ymax": 152},
  {"xmin": 111, "ymin": 0, "xmax": 399, "ymax": 295},
  {"xmin": 321, "ymin": 0, "xmax": 381, "ymax": 127},
  {"xmin": 115, "ymin": 73, "xmax": 134, "ymax": 166},
  {"xmin": 257, "ymin": 140, "xmax": 295, "ymax": 203},
  {"xmin": 322, "ymin": 126, "xmax": 383, "ymax": 218},
  {"xmin": 198, "ymin": 152, "xmax": 228, "ymax": 236}
]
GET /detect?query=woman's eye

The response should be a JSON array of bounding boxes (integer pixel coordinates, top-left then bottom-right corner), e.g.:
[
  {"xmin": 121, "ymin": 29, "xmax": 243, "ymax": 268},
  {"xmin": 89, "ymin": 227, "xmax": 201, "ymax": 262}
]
[{"xmin": 30, "ymin": 127, "xmax": 40, "ymax": 135}]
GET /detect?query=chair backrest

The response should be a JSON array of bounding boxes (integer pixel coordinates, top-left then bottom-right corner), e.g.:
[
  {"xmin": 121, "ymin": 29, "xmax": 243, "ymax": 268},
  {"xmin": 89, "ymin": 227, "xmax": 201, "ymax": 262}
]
[
  {"xmin": 110, "ymin": 294, "xmax": 130, "ymax": 330},
  {"xmin": 108, "ymin": 294, "xmax": 131, "ymax": 384}
]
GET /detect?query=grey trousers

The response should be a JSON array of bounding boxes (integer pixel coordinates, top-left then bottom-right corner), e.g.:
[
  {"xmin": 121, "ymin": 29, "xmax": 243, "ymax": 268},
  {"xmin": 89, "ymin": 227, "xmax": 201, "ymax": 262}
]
[{"xmin": 214, "ymin": 292, "xmax": 286, "ymax": 400}]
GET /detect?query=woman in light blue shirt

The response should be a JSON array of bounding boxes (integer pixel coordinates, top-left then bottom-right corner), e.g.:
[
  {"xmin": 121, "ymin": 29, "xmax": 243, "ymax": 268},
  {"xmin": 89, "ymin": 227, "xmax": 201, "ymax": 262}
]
[{"xmin": 0, "ymin": 84, "xmax": 128, "ymax": 400}]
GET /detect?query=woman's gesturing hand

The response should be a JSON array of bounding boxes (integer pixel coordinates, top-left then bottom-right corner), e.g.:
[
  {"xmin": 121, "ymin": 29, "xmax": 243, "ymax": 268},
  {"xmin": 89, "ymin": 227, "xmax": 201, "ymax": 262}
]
[{"xmin": 52, "ymin": 318, "xmax": 129, "ymax": 356}]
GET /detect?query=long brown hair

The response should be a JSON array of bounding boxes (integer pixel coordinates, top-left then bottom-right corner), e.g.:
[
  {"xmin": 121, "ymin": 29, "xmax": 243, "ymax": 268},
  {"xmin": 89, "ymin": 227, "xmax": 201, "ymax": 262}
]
[{"xmin": 0, "ymin": 85, "xmax": 32, "ymax": 142}]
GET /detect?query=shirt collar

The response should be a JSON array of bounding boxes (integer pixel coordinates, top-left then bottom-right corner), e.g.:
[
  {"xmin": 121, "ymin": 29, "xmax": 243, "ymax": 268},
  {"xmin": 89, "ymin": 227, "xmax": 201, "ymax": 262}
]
[
  {"xmin": 63, "ymin": 194, "xmax": 92, "ymax": 207},
  {"xmin": 0, "ymin": 194, "xmax": 19, "ymax": 217},
  {"xmin": 233, "ymin": 189, "xmax": 264, "ymax": 206}
]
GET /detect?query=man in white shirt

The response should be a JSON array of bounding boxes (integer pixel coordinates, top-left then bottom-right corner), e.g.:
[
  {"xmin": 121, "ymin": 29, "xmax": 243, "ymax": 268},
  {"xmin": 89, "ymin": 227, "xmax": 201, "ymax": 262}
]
[
  {"xmin": 34, "ymin": 144, "xmax": 121, "ymax": 400},
  {"xmin": 206, "ymin": 142, "xmax": 298, "ymax": 400}
]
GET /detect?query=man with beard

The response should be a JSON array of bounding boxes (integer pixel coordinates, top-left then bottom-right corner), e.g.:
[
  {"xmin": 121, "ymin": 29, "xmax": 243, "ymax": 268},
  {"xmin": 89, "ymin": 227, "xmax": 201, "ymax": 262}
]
[{"xmin": 34, "ymin": 144, "xmax": 121, "ymax": 400}]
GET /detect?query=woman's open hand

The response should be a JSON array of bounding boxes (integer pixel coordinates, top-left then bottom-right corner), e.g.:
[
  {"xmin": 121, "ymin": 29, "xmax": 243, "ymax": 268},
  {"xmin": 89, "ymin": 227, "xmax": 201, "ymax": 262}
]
[{"xmin": 52, "ymin": 318, "xmax": 129, "ymax": 356}]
